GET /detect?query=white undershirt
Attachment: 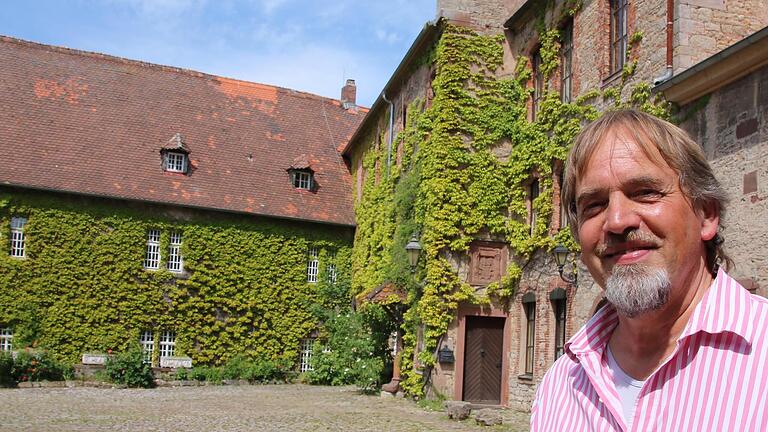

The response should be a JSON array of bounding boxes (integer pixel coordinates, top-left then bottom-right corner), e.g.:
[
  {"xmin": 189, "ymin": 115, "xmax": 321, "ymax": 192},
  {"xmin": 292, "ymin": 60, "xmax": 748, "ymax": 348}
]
[{"xmin": 606, "ymin": 345, "xmax": 646, "ymax": 429}]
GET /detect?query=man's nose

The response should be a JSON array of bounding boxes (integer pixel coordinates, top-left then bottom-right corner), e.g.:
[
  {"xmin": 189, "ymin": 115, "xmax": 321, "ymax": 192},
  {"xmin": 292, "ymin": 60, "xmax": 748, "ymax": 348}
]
[{"xmin": 602, "ymin": 194, "xmax": 641, "ymax": 234}]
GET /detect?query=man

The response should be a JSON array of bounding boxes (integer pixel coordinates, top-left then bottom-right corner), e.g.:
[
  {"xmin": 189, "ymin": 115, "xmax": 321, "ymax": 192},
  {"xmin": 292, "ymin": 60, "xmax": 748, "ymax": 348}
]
[{"xmin": 531, "ymin": 109, "xmax": 768, "ymax": 431}]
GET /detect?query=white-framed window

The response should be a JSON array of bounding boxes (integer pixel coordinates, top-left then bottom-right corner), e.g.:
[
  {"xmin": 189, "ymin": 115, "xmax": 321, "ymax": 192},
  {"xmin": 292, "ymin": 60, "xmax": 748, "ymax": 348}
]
[
  {"xmin": 531, "ymin": 50, "xmax": 543, "ymax": 121},
  {"xmin": 307, "ymin": 247, "xmax": 319, "ymax": 283},
  {"xmin": 0, "ymin": 328, "xmax": 12, "ymax": 352},
  {"xmin": 159, "ymin": 331, "xmax": 175, "ymax": 358},
  {"xmin": 164, "ymin": 151, "xmax": 188, "ymax": 173},
  {"xmin": 167, "ymin": 231, "xmax": 183, "ymax": 273},
  {"xmin": 554, "ymin": 298, "xmax": 567, "ymax": 360},
  {"xmin": 140, "ymin": 330, "xmax": 154, "ymax": 364},
  {"xmin": 559, "ymin": 171, "xmax": 569, "ymax": 229},
  {"xmin": 560, "ymin": 20, "xmax": 573, "ymax": 103},
  {"xmin": 326, "ymin": 250, "xmax": 337, "ymax": 284},
  {"xmin": 524, "ymin": 301, "xmax": 536, "ymax": 375},
  {"xmin": 144, "ymin": 229, "xmax": 161, "ymax": 270},
  {"xmin": 299, "ymin": 338, "xmax": 315, "ymax": 372},
  {"xmin": 610, "ymin": 0, "xmax": 628, "ymax": 74},
  {"xmin": 10, "ymin": 216, "xmax": 27, "ymax": 258},
  {"xmin": 529, "ymin": 179, "xmax": 540, "ymax": 236},
  {"xmin": 293, "ymin": 170, "xmax": 312, "ymax": 190}
]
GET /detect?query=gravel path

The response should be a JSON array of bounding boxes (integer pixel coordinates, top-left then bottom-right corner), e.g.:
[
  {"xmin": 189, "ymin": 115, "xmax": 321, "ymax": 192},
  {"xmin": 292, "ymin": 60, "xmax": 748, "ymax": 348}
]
[{"xmin": 0, "ymin": 384, "xmax": 530, "ymax": 431}]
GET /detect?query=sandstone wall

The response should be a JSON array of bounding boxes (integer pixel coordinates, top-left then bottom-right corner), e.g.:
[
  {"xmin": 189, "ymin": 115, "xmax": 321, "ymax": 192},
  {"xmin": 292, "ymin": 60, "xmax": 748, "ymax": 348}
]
[{"xmin": 678, "ymin": 64, "xmax": 768, "ymax": 297}]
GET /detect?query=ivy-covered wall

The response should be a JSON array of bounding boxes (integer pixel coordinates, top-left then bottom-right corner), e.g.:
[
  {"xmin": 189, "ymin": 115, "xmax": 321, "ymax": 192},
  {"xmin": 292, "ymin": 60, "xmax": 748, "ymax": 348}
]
[
  {"xmin": 349, "ymin": 14, "xmax": 670, "ymax": 397},
  {"xmin": 0, "ymin": 187, "xmax": 352, "ymax": 366}
]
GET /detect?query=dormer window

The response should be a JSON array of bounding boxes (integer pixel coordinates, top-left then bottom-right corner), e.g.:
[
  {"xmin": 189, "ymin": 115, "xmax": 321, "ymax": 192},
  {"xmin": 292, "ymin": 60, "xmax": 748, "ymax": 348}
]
[
  {"xmin": 160, "ymin": 133, "xmax": 190, "ymax": 174},
  {"xmin": 292, "ymin": 169, "xmax": 313, "ymax": 190},
  {"xmin": 164, "ymin": 151, "xmax": 188, "ymax": 173},
  {"xmin": 287, "ymin": 154, "xmax": 315, "ymax": 191}
]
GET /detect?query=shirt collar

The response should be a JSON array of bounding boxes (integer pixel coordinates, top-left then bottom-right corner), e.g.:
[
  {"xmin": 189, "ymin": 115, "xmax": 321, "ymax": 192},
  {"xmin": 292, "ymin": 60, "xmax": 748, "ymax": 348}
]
[
  {"xmin": 680, "ymin": 268, "xmax": 755, "ymax": 345},
  {"xmin": 564, "ymin": 269, "xmax": 754, "ymax": 361}
]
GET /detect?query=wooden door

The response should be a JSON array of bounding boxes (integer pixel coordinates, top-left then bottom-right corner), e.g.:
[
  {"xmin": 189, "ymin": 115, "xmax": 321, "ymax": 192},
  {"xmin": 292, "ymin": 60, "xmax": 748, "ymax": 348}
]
[{"xmin": 462, "ymin": 316, "xmax": 505, "ymax": 404}]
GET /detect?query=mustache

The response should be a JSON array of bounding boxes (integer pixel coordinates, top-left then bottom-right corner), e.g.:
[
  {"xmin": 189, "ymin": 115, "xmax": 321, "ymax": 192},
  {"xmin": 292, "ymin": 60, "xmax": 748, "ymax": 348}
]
[{"xmin": 595, "ymin": 230, "xmax": 662, "ymax": 258}]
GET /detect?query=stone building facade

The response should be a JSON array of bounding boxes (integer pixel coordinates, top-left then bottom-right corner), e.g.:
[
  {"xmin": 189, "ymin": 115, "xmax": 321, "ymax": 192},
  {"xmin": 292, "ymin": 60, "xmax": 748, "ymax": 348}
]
[{"xmin": 346, "ymin": 0, "xmax": 768, "ymax": 411}]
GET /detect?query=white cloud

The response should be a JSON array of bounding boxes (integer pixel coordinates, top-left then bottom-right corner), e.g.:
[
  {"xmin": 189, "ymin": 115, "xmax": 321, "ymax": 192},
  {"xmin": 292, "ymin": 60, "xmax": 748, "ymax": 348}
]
[
  {"xmin": 259, "ymin": 0, "xmax": 287, "ymax": 15},
  {"xmin": 105, "ymin": 0, "xmax": 208, "ymax": 16},
  {"xmin": 375, "ymin": 29, "xmax": 401, "ymax": 44}
]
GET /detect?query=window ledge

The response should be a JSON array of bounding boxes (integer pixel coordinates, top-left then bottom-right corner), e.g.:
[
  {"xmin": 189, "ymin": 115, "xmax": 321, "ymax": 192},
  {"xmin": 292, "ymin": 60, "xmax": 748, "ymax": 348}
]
[
  {"xmin": 601, "ymin": 70, "xmax": 624, "ymax": 89},
  {"xmin": 517, "ymin": 373, "xmax": 534, "ymax": 381}
]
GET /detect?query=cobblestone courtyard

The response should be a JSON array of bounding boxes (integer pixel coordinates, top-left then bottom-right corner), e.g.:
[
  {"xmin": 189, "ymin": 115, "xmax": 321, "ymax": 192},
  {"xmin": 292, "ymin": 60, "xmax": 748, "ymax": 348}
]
[{"xmin": 0, "ymin": 384, "xmax": 530, "ymax": 431}]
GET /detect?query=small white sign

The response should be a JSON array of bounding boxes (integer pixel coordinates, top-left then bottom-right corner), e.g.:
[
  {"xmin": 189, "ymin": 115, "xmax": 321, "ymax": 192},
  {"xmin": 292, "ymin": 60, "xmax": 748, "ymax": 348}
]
[
  {"xmin": 82, "ymin": 353, "xmax": 109, "ymax": 365},
  {"xmin": 160, "ymin": 356, "xmax": 193, "ymax": 368}
]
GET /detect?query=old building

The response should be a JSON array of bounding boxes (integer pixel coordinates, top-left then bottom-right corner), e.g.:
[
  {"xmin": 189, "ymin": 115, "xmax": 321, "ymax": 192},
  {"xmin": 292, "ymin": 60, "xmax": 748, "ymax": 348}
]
[
  {"xmin": 346, "ymin": 0, "xmax": 768, "ymax": 411},
  {"xmin": 0, "ymin": 36, "xmax": 364, "ymax": 367}
]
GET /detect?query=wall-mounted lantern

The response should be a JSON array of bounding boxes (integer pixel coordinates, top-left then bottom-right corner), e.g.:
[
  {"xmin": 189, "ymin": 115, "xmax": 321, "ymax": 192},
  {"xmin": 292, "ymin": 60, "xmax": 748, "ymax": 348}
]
[
  {"xmin": 405, "ymin": 233, "xmax": 422, "ymax": 270},
  {"xmin": 437, "ymin": 345, "xmax": 455, "ymax": 363},
  {"xmin": 552, "ymin": 244, "xmax": 577, "ymax": 284}
]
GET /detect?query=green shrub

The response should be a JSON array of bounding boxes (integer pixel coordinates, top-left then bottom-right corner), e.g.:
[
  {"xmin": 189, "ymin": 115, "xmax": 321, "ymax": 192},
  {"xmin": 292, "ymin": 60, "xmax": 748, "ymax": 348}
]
[
  {"xmin": 307, "ymin": 312, "xmax": 384, "ymax": 391},
  {"xmin": 0, "ymin": 352, "xmax": 13, "ymax": 387},
  {"xmin": 11, "ymin": 350, "xmax": 72, "ymax": 383},
  {"xmin": 104, "ymin": 346, "xmax": 154, "ymax": 388},
  {"xmin": 174, "ymin": 367, "xmax": 188, "ymax": 380}
]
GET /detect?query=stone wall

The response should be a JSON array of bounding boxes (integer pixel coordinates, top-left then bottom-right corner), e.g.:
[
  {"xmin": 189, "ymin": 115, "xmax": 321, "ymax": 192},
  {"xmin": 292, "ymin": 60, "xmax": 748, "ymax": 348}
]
[
  {"xmin": 502, "ymin": 0, "xmax": 767, "ymax": 111},
  {"xmin": 675, "ymin": 0, "xmax": 768, "ymax": 73},
  {"xmin": 677, "ymin": 64, "xmax": 768, "ymax": 297},
  {"xmin": 436, "ymin": 0, "xmax": 515, "ymax": 34},
  {"xmin": 505, "ymin": 250, "xmax": 602, "ymax": 411},
  {"xmin": 347, "ymin": 60, "xmax": 433, "ymax": 205}
]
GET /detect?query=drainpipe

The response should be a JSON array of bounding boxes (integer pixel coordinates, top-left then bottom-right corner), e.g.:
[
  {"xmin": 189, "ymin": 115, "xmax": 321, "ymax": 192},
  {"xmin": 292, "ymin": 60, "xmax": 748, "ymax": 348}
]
[
  {"xmin": 381, "ymin": 91, "xmax": 394, "ymax": 177},
  {"xmin": 654, "ymin": 0, "xmax": 674, "ymax": 85}
]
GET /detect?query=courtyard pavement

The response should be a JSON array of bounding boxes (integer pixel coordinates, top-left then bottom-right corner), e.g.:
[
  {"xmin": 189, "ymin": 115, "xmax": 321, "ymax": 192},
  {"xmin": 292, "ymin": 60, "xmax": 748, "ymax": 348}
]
[{"xmin": 0, "ymin": 384, "xmax": 531, "ymax": 431}]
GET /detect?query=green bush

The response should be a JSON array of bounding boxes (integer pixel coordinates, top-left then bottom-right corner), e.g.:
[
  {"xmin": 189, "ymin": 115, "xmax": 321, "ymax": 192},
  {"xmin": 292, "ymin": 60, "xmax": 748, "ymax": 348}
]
[
  {"xmin": 104, "ymin": 347, "xmax": 154, "ymax": 388},
  {"xmin": 11, "ymin": 350, "xmax": 72, "ymax": 383},
  {"xmin": 307, "ymin": 311, "xmax": 384, "ymax": 391},
  {"xmin": 188, "ymin": 355, "xmax": 292, "ymax": 384},
  {"xmin": 174, "ymin": 367, "xmax": 188, "ymax": 380},
  {"xmin": 187, "ymin": 365, "xmax": 223, "ymax": 383},
  {"xmin": 0, "ymin": 352, "xmax": 14, "ymax": 387}
]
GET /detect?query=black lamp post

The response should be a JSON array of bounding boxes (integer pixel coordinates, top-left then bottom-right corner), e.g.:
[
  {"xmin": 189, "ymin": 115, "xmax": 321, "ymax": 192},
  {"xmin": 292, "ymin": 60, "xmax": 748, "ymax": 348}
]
[
  {"xmin": 553, "ymin": 244, "xmax": 577, "ymax": 284},
  {"xmin": 405, "ymin": 234, "xmax": 422, "ymax": 270}
]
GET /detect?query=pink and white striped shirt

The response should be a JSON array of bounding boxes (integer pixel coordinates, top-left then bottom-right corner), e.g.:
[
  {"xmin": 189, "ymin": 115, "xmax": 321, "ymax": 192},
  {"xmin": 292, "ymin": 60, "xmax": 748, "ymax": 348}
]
[{"xmin": 531, "ymin": 269, "xmax": 768, "ymax": 431}]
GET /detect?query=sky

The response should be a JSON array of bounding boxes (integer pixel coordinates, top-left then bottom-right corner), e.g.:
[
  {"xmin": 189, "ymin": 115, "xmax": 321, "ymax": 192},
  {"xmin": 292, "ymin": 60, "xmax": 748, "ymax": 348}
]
[{"xmin": 0, "ymin": 0, "xmax": 436, "ymax": 107}]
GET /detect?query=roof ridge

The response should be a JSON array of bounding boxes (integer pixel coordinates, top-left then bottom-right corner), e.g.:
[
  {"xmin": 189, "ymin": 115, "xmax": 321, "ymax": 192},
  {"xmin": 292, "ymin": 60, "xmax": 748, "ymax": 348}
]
[{"xmin": 0, "ymin": 34, "xmax": 367, "ymax": 108}]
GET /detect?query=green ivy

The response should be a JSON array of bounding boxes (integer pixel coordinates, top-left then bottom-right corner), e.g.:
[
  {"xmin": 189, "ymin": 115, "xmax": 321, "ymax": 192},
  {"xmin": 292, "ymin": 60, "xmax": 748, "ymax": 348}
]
[
  {"xmin": 0, "ymin": 188, "xmax": 352, "ymax": 366},
  {"xmin": 352, "ymin": 19, "xmax": 671, "ymax": 397}
]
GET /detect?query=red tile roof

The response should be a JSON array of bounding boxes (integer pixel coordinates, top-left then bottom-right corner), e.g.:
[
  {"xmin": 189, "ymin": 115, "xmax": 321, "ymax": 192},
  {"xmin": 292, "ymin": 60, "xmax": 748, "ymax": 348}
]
[{"xmin": 0, "ymin": 36, "xmax": 366, "ymax": 226}]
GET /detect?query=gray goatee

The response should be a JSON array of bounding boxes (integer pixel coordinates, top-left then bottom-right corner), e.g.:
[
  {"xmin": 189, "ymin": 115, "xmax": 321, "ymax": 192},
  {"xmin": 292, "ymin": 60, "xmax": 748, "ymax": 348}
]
[{"xmin": 605, "ymin": 265, "xmax": 671, "ymax": 318}]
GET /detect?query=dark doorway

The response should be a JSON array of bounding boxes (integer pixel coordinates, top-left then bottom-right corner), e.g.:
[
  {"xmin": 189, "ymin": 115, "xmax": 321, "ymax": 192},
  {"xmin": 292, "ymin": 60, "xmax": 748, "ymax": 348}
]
[{"xmin": 462, "ymin": 316, "xmax": 505, "ymax": 404}]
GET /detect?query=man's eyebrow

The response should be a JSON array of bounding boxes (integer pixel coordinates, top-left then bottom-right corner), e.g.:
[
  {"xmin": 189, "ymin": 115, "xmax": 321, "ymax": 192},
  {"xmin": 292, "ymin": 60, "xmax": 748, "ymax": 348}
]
[{"xmin": 575, "ymin": 175, "xmax": 668, "ymax": 207}]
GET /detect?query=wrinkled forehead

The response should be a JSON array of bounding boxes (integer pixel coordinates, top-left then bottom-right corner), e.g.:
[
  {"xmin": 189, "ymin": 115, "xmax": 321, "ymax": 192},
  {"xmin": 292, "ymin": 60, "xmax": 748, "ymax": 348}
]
[{"xmin": 577, "ymin": 124, "xmax": 671, "ymax": 179}]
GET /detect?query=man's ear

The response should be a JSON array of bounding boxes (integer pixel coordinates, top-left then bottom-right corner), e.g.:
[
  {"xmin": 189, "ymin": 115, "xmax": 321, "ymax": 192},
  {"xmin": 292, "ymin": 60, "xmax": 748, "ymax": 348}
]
[{"xmin": 698, "ymin": 200, "xmax": 720, "ymax": 241}]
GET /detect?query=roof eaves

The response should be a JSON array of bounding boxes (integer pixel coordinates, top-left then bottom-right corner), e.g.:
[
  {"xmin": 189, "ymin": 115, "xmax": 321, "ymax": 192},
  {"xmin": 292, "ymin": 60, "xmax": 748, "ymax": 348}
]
[
  {"xmin": 503, "ymin": 0, "xmax": 534, "ymax": 30},
  {"xmin": 654, "ymin": 25, "xmax": 768, "ymax": 105},
  {"xmin": 341, "ymin": 20, "xmax": 442, "ymax": 157},
  {"xmin": 1, "ymin": 182, "xmax": 357, "ymax": 228}
]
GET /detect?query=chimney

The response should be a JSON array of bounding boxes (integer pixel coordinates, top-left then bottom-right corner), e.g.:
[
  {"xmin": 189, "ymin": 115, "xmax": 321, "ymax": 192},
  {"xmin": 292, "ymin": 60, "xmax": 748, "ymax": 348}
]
[{"xmin": 341, "ymin": 79, "xmax": 356, "ymax": 109}]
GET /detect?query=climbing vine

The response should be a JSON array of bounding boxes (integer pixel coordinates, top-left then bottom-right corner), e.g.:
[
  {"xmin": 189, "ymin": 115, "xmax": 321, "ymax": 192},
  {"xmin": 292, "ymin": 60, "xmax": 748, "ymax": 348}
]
[
  {"xmin": 0, "ymin": 189, "xmax": 352, "ymax": 366},
  {"xmin": 353, "ymin": 16, "xmax": 671, "ymax": 396}
]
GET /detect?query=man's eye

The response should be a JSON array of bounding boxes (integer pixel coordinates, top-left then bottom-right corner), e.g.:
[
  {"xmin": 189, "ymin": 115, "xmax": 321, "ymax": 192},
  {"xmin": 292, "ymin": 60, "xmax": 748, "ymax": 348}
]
[
  {"xmin": 579, "ymin": 201, "xmax": 604, "ymax": 217},
  {"xmin": 634, "ymin": 189, "xmax": 663, "ymax": 200}
]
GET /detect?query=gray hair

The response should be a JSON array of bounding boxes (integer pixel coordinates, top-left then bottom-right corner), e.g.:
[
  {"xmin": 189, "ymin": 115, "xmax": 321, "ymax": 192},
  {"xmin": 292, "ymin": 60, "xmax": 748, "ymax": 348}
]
[{"xmin": 561, "ymin": 109, "xmax": 732, "ymax": 273}]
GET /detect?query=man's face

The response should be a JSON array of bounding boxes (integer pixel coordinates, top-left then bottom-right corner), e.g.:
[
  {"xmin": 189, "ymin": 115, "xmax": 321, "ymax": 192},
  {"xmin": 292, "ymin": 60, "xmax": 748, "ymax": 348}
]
[{"xmin": 574, "ymin": 128, "xmax": 718, "ymax": 312}]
